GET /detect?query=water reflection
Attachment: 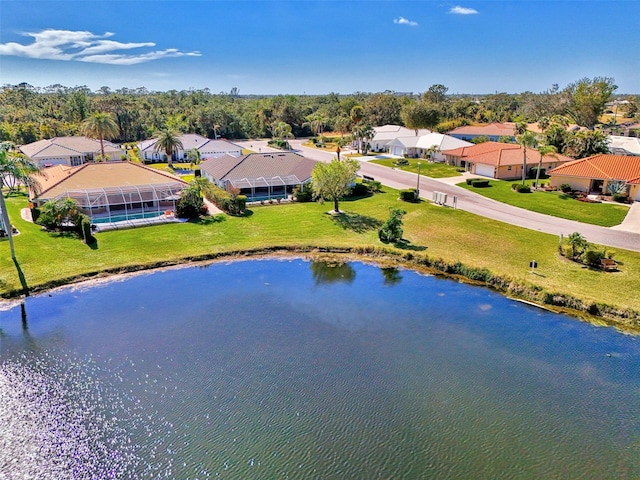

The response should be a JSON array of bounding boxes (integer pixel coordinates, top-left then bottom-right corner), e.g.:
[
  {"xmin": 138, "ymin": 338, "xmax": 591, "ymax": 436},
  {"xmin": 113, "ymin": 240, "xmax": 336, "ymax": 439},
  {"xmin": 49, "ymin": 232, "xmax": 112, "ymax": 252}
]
[
  {"xmin": 310, "ymin": 260, "xmax": 356, "ymax": 285},
  {"xmin": 381, "ymin": 266, "xmax": 402, "ymax": 286}
]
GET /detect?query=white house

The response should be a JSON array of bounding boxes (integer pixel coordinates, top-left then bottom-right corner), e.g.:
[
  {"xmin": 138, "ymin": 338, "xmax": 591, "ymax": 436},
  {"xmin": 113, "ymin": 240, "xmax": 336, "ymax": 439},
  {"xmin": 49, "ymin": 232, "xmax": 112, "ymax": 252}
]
[
  {"xmin": 369, "ymin": 125, "xmax": 431, "ymax": 153},
  {"xmin": 138, "ymin": 133, "xmax": 243, "ymax": 162},
  {"xmin": 387, "ymin": 133, "xmax": 473, "ymax": 160},
  {"xmin": 608, "ymin": 136, "xmax": 640, "ymax": 156},
  {"xmin": 20, "ymin": 136, "xmax": 123, "ymax": 167}
]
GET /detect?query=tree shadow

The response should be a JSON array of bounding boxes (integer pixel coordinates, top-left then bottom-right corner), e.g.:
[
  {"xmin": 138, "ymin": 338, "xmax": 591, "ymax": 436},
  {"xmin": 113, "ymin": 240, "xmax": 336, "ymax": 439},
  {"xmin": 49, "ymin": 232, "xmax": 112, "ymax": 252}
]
[
  {"xmin": 191, "ymin": 214, "xmax": 227, "ymax": 225},
  {"xmin": 330, "ymin": 212, "xmax": 382, "ymax": 233},
  {"xmin": 88, "ymin": 239, "xmax": 99, "ymax": 250},
  {"xmin": 392, "ymin": 239, "xmax": 427, "ymax": 251},
  {"xmin": 13, "ymin": 257, "xmax": 29, "ymax": 296}
]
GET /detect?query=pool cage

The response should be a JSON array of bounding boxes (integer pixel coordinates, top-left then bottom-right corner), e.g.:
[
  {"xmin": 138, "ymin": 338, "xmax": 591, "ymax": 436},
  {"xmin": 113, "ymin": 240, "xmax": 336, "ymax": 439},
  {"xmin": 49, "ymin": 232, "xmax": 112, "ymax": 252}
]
[
  {"xmin": 53, "ymin": 182, "xmax": 185, "ymax": 223},
  {"xmin": 227, "ymin": 175, "xmax": 304, "ymax": 202}
]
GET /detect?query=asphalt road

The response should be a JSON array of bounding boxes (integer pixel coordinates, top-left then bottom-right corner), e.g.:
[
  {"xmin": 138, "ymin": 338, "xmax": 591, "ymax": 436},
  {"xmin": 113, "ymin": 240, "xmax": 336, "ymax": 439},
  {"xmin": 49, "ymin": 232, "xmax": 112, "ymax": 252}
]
[{"xmin": 236, "ymin": 139, "xmax": 640, "ymax": 253}]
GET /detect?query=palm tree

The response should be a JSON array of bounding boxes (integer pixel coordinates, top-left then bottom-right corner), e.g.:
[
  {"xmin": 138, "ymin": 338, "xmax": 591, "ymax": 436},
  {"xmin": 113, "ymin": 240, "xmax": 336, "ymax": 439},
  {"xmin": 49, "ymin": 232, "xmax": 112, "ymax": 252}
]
[
  {"xmin": 80, "ymin": 112, "xmax": 119, "ymax": 161},
  {"xmin": 516, "ymin": 130, "xmax": 538, "ymax": 185},
  {"xmin": 534, "ymin": 144, "xmax": 558, "ymax": 189},
  {"xmin": 153, "ymin": 129, "xmax": 183, "ymax": 168},
  {"xmin": 0, "ymin": 148, "xmax": 16, "ymax": 259},
  {"xmin": 0, "ymin": 150, "xmax": 40, "ymax": 194}
]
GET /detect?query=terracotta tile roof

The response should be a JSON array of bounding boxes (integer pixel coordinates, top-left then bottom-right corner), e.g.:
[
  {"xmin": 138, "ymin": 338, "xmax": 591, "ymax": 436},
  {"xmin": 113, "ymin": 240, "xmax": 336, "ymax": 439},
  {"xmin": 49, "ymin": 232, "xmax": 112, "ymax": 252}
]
[
  {"xmin": 448, "ymin": 122, "xmax": 516, "ymax": 137},
  {"xmin": 34, "ymin": 162, "xmax": 187, "ymax": 200},
  {"xmin": 548, "ymin": 154, "xmax": 640, "ymax": 184},
  {"xmin": 442, "ymin": 141, "xmax": 573, "ymax": 167}
]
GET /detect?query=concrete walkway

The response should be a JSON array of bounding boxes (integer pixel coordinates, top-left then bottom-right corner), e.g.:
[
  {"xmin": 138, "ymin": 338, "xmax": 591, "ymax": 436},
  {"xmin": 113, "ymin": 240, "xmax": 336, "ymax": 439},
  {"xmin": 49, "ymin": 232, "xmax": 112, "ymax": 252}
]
[{"xmin": 611, "ymin": 201, "xmax": 640, "ymax": 234}]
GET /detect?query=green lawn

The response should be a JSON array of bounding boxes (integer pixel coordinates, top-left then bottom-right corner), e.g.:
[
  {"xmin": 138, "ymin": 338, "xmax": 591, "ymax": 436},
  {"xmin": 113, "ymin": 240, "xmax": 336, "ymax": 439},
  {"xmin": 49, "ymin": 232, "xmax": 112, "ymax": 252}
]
[
  {"xmin": 459, "ymin": 179, "xmax": 630, "ymax": 227},
  {"xmin": 370, "ymin": 158, "xmax": 463, "ymax": 178},
  {"xmin": 2, "ymin": 190, "xmax": 640, "ymax": 326}
]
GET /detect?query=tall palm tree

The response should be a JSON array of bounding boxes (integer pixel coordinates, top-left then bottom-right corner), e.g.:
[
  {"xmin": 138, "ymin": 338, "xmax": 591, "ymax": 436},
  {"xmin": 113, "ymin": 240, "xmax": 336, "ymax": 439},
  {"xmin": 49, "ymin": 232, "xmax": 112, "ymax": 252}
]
[
  {"xmin": 153, "ymin": 129, "xmax": 183, "ymax": 168},
  {"xmin": 0, "ymin": 148, "xmax": 16, "ymax": 259},
  {"xmin": 534, "ymin": 144, "xmax": 558, "ymax": 189},
  {"xmin": 516, "ymin": 130, "xmax": 538, "ymax": 185},
  {"xmin": 80, "ymin": 112, "xmax": 119, "ymax": 161}
]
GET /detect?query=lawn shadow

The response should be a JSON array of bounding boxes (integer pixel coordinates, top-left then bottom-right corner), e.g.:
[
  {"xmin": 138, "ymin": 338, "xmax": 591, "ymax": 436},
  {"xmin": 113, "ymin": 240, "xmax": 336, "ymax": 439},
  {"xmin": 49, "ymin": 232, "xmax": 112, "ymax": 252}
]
[
  {"xmin": 330, "ymin": 212, "xmax": 382, "ymax": 233},
  {"xmin": 13, "ymin": 257, "xmax": 29, "ymax": 296},
  {"xmin": 191, "ymin": 214, "xmax": 227, "ymax": 225},
  {"xmin": 88, "ymin": 238, "xmax": 99, "ymax": 250},
  {"xmin": 393, "ymin": 239, "xmax": 427, "ymax": 251}
]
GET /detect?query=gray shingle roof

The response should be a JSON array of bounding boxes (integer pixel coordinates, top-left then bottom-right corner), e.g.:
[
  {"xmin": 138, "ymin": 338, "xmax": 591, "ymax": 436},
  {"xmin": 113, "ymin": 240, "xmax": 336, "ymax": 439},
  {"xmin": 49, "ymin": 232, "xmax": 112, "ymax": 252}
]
[{"xmin": 200, "ymin": 152, "xmax": 317, "ymax": 183}]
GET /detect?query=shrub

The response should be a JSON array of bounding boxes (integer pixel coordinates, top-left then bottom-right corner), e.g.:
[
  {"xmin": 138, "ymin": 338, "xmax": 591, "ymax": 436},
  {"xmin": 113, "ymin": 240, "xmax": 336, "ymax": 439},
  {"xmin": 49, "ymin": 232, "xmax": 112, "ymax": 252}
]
[
  {"xmin": 399, "ymin": 188, "xmax": 418, "ymax": 202},
  {"xmin": 515, "ymin": 184, "xmax": 531, "ymax": 193},
  {"xmin": 466, "ymin": 178, "xmax": 475, "ymax": 185},
  {"xmin": 364, "ymin": 180, "xmax": 382, "ymax": 193},
  {"xmin": 612, "ymin": 193, "xmax": 628, "ymax": 203},
  {"xmin": 394, "ymin": 158, "xmax": 409, "ymax": 166},
  {"xmin": 378, "ymin": 208, "xmax": 406, "ymax": 243},
  {"xmin": 293, "ymin": 184, "xmax": 313, "ymax": 202},
  {"xmin": 471, "ymin": 180, "xmax": 490, "ymax": 188},
  {"xmin": 349, "ymin": 182, "xmax": 370, "ymax": 197},
  {"xmin": 80, "ymin": 214, "xmax": 95, "ymax": 244},
  {"xmin": 176, "ymin": 183, "xmax": 204, "ymax": 219},
  {"xmin": 582, "ymin": 248, "xmax": 605, "ymax": 267},
  {"xmin": 560, "ymin": 183, "xmax": 572, "ymax": 193},
  {"xmin": 202, "ymin": 182, "xmax": 245, "ymax": 215}
]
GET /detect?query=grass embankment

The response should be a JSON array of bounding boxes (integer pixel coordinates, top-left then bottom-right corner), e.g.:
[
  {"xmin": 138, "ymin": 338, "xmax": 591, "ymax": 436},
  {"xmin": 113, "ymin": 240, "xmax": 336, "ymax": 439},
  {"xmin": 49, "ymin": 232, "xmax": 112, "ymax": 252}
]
[
  {"xmin": 370, "ymin": 158, "xmax": 463, "ymax": 179},
  {"xmin": 460, "ymin": 179, "xmax": 630, "ymax": 227},
  {"xmin": 1, "ymin": 190, "xmax": 640, "ymax": 331}
]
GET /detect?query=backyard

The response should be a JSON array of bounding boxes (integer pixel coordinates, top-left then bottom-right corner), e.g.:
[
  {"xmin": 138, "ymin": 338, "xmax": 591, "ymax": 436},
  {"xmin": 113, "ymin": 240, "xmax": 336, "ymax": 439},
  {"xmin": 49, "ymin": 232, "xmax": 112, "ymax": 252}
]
[
  {"xmin": 459, "ymin": 179, "xmax": 630, "ymax": 227},
  {"xmin": 1, "ymin": 189, "xmax": 640, "ymax": 325}
]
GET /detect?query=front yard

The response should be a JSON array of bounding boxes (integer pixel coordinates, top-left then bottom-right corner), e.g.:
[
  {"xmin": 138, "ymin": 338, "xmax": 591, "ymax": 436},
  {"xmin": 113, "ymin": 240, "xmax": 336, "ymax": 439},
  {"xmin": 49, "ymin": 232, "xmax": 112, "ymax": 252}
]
[
  {"xmin": 459, "ymin": 179, "xmax": 630, "ymax": 227},
  {"xmin": 370, "ymin": 158, "xmax": 463, "ymax": 178}
]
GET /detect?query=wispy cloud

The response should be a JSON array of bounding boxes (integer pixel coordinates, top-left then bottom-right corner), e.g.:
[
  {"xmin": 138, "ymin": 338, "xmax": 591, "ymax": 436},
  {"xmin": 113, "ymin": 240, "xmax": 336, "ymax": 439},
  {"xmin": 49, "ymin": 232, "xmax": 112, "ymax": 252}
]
[
  {"xmin": 393, "ymin": 17, "xmax": 419, "ymax": 27},
  {"xmin": 0, "ymin": 29, "xmax": 201, "ymax": 65},
  {"xmin": 449, "ymin": 6, "xmax": 479, "ymax": 15}
]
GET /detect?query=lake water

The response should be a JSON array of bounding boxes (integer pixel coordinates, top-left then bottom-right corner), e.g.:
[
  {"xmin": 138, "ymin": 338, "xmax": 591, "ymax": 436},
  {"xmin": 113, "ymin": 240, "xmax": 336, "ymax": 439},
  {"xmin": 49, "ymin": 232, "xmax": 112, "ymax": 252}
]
[{"xmin": 1, "ymin": 258, "xmax": 639, "ymax": 479}]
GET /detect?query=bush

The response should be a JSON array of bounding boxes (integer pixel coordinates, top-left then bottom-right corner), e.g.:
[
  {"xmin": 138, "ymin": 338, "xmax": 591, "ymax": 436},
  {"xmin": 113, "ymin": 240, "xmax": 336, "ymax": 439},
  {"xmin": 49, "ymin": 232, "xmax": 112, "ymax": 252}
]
[
  {"xmin": 176, "ymin": 183, "xmax": 204, "ymax": 219},
  {"xmin": 293, "ymin": 184, "xmax": 313, "ymax": 202},
  {"xmin": 378, "ymin": 208, "xmax": 406, "ymax": 243},
  {"xmin": 394, "ymin": 158, "xmax": 409, "ymax": 166},
  {"xmin": 80, "ymin": 214, "xmax": 95, "ymax": 244},
  {"xmin": 515, "ymin": 184, "xmax": 531, "ymax": 193},
  {"xmin": 612, "ymin": 193, "xmax": 628, "ymax": 203},
  {"xmin": 348, "ymin": 182, "xmax": 370, "ymax": 197},
  {"xmin": 202, "ymin": 182, "xmax": 246, "ymax": 215},
  {"xmin": 466, "ymin": 178, "xmax": 475, "ymax": 185},
  {"xmin": 471, "ymin": 180, "xmax": 490, "ymax": 188},
  {"xmin": 399, "ymin": 188, "xmax": 418, "ymax": 202},
  {"xmin": 582, "ymin": 248, "xmax": 605, "ymax": 267},
  {"xmin": 560, "ymin": 183, "xmax": 572, "ymax": 193},
  {"xmin": 364, "ymin": 180, "xmax": 382, "ymax": 193}
]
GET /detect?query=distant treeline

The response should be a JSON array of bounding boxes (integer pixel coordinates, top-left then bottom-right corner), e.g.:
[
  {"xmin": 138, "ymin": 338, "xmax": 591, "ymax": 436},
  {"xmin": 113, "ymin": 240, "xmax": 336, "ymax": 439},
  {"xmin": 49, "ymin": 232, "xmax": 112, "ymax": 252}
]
[{"xmin": 0, "ymin": 78, "xmax": 636, "ymax": 148}]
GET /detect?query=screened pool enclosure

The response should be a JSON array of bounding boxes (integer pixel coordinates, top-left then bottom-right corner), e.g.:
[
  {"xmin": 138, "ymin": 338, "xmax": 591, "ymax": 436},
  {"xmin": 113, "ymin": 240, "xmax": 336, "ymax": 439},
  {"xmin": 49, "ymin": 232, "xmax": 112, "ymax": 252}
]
[
  {"xmin": 226, "ymin": 175, "xmax": 305, "ymax": 202},
  {"xmin": 52, "ymin": 182, "xmax": 185, "ymax": 223}
]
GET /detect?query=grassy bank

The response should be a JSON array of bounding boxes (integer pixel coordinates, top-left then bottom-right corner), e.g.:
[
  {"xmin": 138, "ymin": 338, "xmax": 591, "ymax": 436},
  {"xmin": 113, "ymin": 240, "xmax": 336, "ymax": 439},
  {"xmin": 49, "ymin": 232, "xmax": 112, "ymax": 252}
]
[
  {"xmin": 1, "ymin": 189, "xmax": 639, "ymax": 330},
  {"xmin": 370, "ymin": 158, "xmax": 462, "ymax": 178},
  {"xmin": 459, "ymin": 179, "xmax": 630, "ymax": 227}
]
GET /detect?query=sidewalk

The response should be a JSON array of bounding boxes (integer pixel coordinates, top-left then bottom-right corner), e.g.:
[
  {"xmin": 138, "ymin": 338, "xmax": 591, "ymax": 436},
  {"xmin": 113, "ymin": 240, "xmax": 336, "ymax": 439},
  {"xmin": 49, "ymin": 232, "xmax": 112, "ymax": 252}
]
[{"xmin": 611, "ymin": 201, "xmax": 640, "ymax": 234}]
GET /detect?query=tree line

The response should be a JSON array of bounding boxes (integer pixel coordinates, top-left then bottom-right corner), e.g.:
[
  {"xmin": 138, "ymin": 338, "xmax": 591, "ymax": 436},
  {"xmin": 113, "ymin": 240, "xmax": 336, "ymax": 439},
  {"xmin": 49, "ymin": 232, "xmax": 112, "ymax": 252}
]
[{"xmin": 0, "ymin": 78, "xmax": 636, "ymax": 157}]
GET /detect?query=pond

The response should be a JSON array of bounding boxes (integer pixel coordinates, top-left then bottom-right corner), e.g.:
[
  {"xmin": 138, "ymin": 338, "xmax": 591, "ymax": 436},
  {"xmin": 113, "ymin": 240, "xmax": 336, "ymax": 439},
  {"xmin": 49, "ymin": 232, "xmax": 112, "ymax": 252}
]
[{"xmin": 1, "ymin": 259, "xmax": 639, "ymax": 479}]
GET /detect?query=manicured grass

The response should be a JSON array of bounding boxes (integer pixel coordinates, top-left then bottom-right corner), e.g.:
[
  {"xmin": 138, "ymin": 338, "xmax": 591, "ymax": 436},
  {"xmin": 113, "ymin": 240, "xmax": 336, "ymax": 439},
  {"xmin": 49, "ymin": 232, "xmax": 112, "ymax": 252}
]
[
  {"xmin": 459, "ymin": 179, "xmax": 630, "ymax": 227},
  {"xmin": 2, "ymin": 190, "xmax": 640, "ymax": 319},
  {"xmin": 370, "ymin": 158, "xmax": 463, "ymax": 178}
]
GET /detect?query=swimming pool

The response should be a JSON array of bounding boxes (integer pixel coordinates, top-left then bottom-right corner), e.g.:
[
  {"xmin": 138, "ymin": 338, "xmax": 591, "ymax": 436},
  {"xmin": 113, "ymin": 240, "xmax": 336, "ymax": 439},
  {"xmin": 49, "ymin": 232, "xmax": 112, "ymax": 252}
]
[{"xmin": 91, "ymin": 211, "xmax": 166, "ymax": 224}]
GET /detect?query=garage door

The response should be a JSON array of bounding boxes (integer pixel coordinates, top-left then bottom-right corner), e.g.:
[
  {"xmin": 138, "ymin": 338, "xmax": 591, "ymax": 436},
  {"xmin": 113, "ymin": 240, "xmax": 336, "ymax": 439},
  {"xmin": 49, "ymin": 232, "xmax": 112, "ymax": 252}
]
[
  {"xmin": 390, "ymin": 146, "xmax": 404, "ymax": 157},
  {"xmin": 475, "ymin": 163, "xmax": 495, "ymax": 178}
]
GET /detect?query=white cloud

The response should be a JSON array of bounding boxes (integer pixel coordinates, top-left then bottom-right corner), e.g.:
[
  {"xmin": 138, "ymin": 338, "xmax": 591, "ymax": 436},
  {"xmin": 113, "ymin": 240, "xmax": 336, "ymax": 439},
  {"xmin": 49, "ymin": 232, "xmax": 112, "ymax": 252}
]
[
  {"xmin": 0, "ymin": 29, "xmax": 201, "ymax": 65},
  {"xmin": 393, "ymin": 17, "xmax": 419, "ymax": 27},
  {"xmin": 450, "ymin": 6, "xmax": 479, "ymax": 15}
]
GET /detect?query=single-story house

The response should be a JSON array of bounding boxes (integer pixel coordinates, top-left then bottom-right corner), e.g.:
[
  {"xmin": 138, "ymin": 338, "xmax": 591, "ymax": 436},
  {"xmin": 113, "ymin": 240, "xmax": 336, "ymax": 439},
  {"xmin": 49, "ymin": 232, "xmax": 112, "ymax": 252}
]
[
  {"xmin": 200, "ymin": 152, "xmax": 317, "ymax": 202},
  {"xmin": 608, "ymin": 136, "xmax": 640, "ymax": 156},
  {"xmin": 370, "ymin": 125, "xmax": 431, "ymax": 152},
  {"xmin": 441, "ymin": 142, "xmax": 572, "ymax": 180},
  {"xmin": 448, "ymin": 123, "xmax": 517, "ymax": 142},
  {"xmin": 548, "ymin": 154, "xmax": 640, "ymax": 201},
  {"xmin": 30, "ymin": 161, "xmax": 188, "ymax": 223},
  {"xmin": 138, "ymin": 133, "xmax": 242, "ymax": 162},
  {"xmin": 20, "ymin": 136, "xmax": 123, "ymax": 167},
  {"xmin": 387, "ymin": 133, "xmax": 472, "ymax": 160}
]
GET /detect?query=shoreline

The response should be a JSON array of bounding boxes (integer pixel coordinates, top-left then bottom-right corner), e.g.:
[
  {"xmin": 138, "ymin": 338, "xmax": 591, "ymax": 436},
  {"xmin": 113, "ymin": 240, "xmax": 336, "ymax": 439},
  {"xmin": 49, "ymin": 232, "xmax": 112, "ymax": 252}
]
[{"xmin": 2, "ymin": 245, "xmax": 639, "ymax": 335}]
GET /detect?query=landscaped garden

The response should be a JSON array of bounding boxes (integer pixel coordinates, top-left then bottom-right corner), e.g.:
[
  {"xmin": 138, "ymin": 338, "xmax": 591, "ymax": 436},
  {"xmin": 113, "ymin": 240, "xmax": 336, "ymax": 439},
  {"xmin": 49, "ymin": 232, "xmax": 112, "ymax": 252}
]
[
  {"xmin": 2, "ymin": 187, "xmax": 640, "ymax": 331},
  {"xmin": 459, "ymin": 179, "xmax": 630, "ymax": 227},
  {"xmin": 370, "ymin": 157, "xmax": 463, "ymax": 178}
]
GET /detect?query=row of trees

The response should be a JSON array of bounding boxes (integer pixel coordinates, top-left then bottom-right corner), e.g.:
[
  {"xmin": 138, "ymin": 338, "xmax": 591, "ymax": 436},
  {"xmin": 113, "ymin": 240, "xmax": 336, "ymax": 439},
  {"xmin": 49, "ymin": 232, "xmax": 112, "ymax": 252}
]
[{"xmin": 1, "ymin": 78, "xmax": 634, "ymax": 147}]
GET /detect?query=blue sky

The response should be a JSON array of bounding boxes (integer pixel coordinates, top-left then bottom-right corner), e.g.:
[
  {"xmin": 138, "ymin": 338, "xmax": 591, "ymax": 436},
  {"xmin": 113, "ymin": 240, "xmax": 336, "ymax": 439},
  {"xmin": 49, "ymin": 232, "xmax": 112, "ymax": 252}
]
[{"xmin": 0, "ymin": 0, "xmax": 638, "ymax": 94}]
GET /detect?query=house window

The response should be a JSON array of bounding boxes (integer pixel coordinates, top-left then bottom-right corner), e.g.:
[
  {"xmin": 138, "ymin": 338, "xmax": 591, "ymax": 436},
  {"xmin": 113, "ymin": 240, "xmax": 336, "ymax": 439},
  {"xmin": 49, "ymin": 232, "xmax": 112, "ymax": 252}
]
[{"xmin": 507, "ymin": 166, "xmax": 512, "ymax": 171}]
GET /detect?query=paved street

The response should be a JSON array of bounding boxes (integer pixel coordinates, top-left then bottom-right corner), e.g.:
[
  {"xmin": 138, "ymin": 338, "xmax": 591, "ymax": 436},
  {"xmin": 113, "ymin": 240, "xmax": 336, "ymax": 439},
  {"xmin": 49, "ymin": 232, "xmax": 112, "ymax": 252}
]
[{"xmin": 236, "ymin": 139, "xmax": 640, "ymax": 252}]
